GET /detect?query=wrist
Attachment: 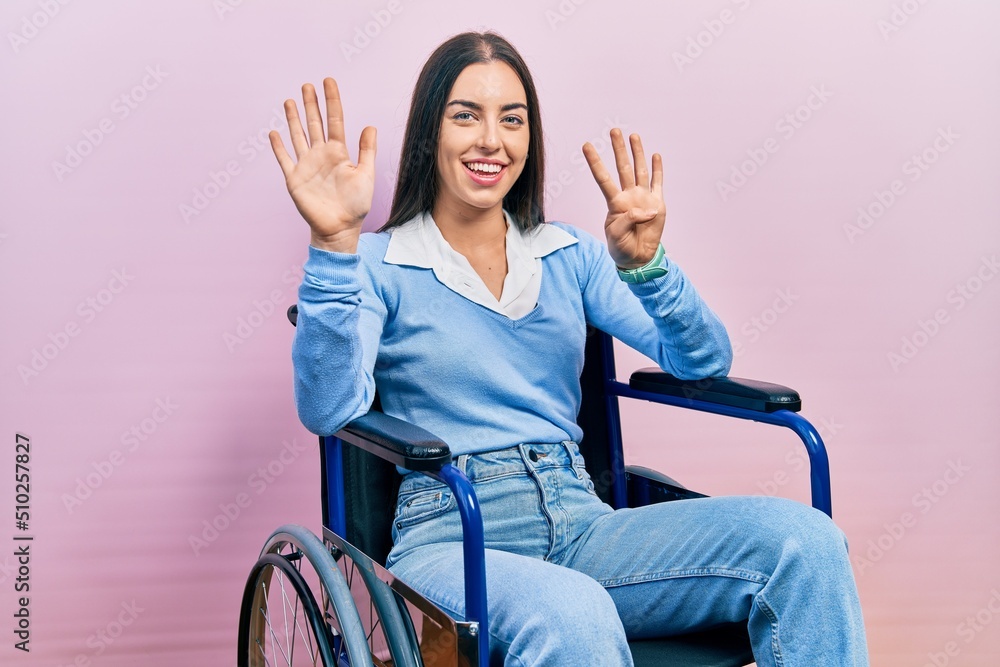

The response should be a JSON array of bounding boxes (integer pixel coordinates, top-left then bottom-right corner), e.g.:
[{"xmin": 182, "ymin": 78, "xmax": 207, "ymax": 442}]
[
  {"xmin": 617, "ymin": 244, "xmax": 667, "ymax": 284},
  {"xmin": 310, "ymin": 228, "xmax": 360, "ymax": 254}
]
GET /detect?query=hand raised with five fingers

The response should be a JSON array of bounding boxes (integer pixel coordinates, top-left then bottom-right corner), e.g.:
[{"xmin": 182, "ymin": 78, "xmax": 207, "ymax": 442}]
[
  {"xmin": 582, "ymin": 129, "xmax": 666, "ymax": 269},
  {"xmin": 270, "ymin": 77, "xmax": 376, "ymax": 253}
]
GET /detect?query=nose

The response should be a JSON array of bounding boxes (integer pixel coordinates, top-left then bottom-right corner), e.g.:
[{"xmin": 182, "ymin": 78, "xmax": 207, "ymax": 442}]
[{"xmin": 477, "ymin": 120, "xmax": 501, "ymax": 151}]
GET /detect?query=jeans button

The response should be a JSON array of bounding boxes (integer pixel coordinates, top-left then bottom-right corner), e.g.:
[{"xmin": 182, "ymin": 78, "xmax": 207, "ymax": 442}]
[{"xmin": 528, "ymin": 449, "xmax": 539, "ymax": 462}]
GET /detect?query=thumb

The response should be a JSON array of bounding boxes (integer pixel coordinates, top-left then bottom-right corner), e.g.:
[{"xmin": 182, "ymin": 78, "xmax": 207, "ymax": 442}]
[{"xmin": 628, "ymin": 207, "xmax": 659, "ymax": 223}]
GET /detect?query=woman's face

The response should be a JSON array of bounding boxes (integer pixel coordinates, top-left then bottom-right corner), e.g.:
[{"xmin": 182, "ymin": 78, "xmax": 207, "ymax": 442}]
[{"xmin": 434, "ymin": 61, "xmax": 530, "ymax": 218}]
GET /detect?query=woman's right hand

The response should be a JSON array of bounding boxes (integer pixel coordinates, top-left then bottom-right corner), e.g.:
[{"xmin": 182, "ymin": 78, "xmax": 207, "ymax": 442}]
[{"xmin": 269, "ymin": 77, "xmax": 376, "ymax": 253}]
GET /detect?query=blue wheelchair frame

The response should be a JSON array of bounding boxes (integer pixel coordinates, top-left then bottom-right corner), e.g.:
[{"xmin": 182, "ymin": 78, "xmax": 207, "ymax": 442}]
[{"xmin": 321, "ymin": 330, "xmax": 832, "ymax": 666}]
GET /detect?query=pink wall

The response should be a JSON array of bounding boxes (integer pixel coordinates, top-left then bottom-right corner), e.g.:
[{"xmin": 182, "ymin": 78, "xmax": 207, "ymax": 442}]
[{"xmin": 2, "ymin": 1, "xmax": 997, "ymax": 664}]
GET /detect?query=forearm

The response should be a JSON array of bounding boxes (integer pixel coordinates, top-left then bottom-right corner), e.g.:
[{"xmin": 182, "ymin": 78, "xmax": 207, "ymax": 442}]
[
  {"xmin": 625, "ymin": 256, "xmax": 733, "ymax": 379},
  {"xmin": 292, "ymin": 245, "xmax": 382, "ymax": 435},
  {"xmin": 581, "ymin": 233, "xmax": 732, "ymax": 380}
]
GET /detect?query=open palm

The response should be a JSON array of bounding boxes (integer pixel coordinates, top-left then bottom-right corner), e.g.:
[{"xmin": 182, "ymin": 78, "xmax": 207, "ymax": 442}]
[
  {"xmin": 270, "ymin": 77, "xmax": 376, "ymax": 252},
  {"xmin": 583, "ymin": 129, "xmax": 666, "ymax": 269}
]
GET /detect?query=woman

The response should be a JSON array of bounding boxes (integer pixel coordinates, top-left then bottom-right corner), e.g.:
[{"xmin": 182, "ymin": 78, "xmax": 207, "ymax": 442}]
[{"xmin": 270, "ymin": 30, "xmax": 868, "ymax": 667}]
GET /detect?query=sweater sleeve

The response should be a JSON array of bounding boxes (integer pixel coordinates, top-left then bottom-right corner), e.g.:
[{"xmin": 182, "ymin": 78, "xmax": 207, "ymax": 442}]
[
  {"xmin": 292, "ymin": 240, "xmax": 387, "ymax": 436},
  {"xmin": 575, "ymin": 228, "xmax": 733, "ymax": 380}
]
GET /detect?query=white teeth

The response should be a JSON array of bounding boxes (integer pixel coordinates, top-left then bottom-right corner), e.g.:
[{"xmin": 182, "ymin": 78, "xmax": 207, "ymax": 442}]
[{"xmin": 465, "ymin": 162, "xmax": 503, "ymax": 174}]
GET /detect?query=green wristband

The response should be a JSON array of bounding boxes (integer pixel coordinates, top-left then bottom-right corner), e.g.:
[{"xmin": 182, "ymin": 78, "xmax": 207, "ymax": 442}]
[{"xmin": 617, "ymin": 244, "xmax": 667, "ymax": 284}]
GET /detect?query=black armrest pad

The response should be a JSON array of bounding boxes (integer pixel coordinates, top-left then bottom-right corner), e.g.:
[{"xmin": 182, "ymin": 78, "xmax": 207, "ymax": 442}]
[
  {"xmin": 629, "ymin": 369, "xmax": 801, "ymax": 413},
  {"xmin": 336, "ymin": 411, "xmax": 452, "ymax": 471}
]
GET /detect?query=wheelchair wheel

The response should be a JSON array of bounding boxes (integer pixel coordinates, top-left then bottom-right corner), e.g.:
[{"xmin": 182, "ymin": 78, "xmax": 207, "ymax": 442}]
[
  {"xmin": 327, "ymin": 533, "xmax": 423, "ymax": 667},
  {"xmin": 238, "ymin": 525, "xmax": 374, "ymax": 667}
]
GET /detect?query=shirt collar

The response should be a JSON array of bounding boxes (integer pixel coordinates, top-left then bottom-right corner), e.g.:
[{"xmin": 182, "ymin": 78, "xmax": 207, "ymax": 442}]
[{"xmin": 383, "ymin": 209, "xmax": 578, "ymax": 269}]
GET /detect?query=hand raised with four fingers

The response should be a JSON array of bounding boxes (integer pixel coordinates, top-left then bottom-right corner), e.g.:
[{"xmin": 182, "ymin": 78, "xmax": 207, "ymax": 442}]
[
  {"xmin": 582, "ymin": 129, "xmax": 666, "ymax": 269},
  {"xmin": 269, "ymin": 77, "xmax": 376, "ymax": 253}
]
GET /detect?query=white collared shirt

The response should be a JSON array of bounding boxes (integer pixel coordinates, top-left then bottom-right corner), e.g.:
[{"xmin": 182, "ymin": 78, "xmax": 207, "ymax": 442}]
[{"xmin": 383, "ymin": 209, "xmax": 578, "ymax": 319}]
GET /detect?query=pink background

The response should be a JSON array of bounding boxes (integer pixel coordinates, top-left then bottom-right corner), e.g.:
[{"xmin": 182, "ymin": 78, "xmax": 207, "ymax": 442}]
[{"xmin": 2, "ymin": 0, "xmax": 998, "ymax": 665}]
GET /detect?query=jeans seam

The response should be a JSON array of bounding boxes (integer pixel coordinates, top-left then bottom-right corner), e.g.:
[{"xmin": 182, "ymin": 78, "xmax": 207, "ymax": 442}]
[
  {"xmin": 755, "ymin": 590, "xmax": 784, "ymax": 667},
  {"xmin": 597, "ymin": 566, "xmax": 770, "ymax": 588}
]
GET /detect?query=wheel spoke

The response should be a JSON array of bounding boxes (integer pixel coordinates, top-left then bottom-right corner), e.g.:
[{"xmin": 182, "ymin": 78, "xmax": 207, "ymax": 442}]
[
  {"xmin": 291, "ymin": 579, "xmax": 320, "ymax": 665},
  {"xmin": 262, "ymin": 575, "xmax": 292, "ymax": 665},
  {"xmin": 277, "ymin": 568, "xmax": 300, "ymax": 663}
]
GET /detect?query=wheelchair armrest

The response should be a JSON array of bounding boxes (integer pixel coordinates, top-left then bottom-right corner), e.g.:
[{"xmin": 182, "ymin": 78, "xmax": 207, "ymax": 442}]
[
  {"xmin": 336, "ymin": 411, "xmax": 452, "ymax": 472},
  {"xmin": 628, "ymin": 369, "xmax": 802, "ymax": 413}
]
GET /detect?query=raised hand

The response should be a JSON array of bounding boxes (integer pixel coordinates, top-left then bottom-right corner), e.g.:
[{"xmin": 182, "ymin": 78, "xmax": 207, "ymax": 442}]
[
  {"xmin": 582, "ymin": 129, "xmax": 666, "ymax": 269},
  {"xmin": 269, "ymin": 77, "xmax": 376, "ymax": 253}
]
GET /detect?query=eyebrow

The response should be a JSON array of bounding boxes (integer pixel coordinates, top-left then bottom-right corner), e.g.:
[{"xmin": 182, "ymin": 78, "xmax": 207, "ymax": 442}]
[{"xmin": 446, "ymin": 99, "xmax": 528, "ymax": 113}]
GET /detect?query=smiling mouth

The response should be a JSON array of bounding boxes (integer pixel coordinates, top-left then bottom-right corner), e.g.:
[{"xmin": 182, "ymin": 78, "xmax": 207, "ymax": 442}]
[{"xmin": 463, "ymin": 161, "xmax": 507, "ymax": 184}]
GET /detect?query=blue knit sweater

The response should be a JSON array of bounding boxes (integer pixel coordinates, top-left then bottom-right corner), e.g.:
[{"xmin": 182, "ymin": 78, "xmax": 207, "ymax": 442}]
[{"xmin": 293, "ymin": 221, "xmax": 732, "ymax": 455}]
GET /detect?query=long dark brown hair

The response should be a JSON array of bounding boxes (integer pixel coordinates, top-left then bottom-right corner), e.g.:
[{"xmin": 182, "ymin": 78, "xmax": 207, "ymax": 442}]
[{"xmin": 379, "ymin": 31, "xmax": 546, "ymax": 233}]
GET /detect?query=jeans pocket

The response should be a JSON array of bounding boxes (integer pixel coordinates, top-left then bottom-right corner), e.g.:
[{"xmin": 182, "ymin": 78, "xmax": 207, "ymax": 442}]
[{"xmin": 394, "ymin": 488, "xmax": 454, "ymax": 529}]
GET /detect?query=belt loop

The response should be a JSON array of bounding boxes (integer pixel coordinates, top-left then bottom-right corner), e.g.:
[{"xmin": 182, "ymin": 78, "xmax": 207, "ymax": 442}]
[
  {"xmin": 455, "ymin": 454, "xmax": 469, "ymax": 474},
  {"xmin": 560, "ymin": 440, "xmax": 575, "ymax": 459},
  {"xmin": 561, "ymin": 440, "xmax": 584, "ymax": 478}
]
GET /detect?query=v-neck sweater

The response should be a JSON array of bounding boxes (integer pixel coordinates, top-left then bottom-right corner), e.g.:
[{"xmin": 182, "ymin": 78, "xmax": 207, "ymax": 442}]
[
  {"xmin": 382, "ymin": 209, "xmax": 577, "ymax": 320},
  {"xmin": 293, "ymin": 219, "xmax": 733, "ymax": 456}
]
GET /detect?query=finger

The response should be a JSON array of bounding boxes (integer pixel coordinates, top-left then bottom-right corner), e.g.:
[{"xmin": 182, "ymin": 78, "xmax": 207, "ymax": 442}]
[
  {"xmin": 302, "ymin": 82, "xmax": 326, "ymax": 147},
  {"xmin": 357, "ymin": 125, "xmax": 377, "ymax": 176},
  {"xmin": 630, "ymin": 134, "xmax": 649, "ymax": 190},
  {"xmin": 651, "ymin": 153, "xmax": 664, "ymax": 200},
  {"xmin": 324, "ymin": 77, "xmax": 347, "ymax": 148},
  {"xmin": 268, "ymin": 130, "xmax": 295, "ymax": 178},
  {"xmin": 611, "ymin": 128, "xmax": 635, "ymax": 191},
  {"xmin": 284, "ymin": 98, "xmax": 309, "ymax": 160},
  {"xmin": 582, "ymin": 142, "xmax": 619, "ymax": 203}
]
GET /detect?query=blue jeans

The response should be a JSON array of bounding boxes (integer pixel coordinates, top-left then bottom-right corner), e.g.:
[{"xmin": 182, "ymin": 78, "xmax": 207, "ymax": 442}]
[{"xmin": 385, "ymin": 441, "xmax": 869, "ymax": 666}]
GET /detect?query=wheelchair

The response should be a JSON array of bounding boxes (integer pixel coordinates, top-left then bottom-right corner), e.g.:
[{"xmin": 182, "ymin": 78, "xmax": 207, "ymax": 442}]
[{"xmin": 237, "ymin": 304, "xmax": 833, "ymax": 667}]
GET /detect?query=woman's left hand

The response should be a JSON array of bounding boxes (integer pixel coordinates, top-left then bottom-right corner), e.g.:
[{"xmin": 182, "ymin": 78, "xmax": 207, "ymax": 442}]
[{"xmin": 582, "ymin": 128, "xmax": 666, "ymax": 269}]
